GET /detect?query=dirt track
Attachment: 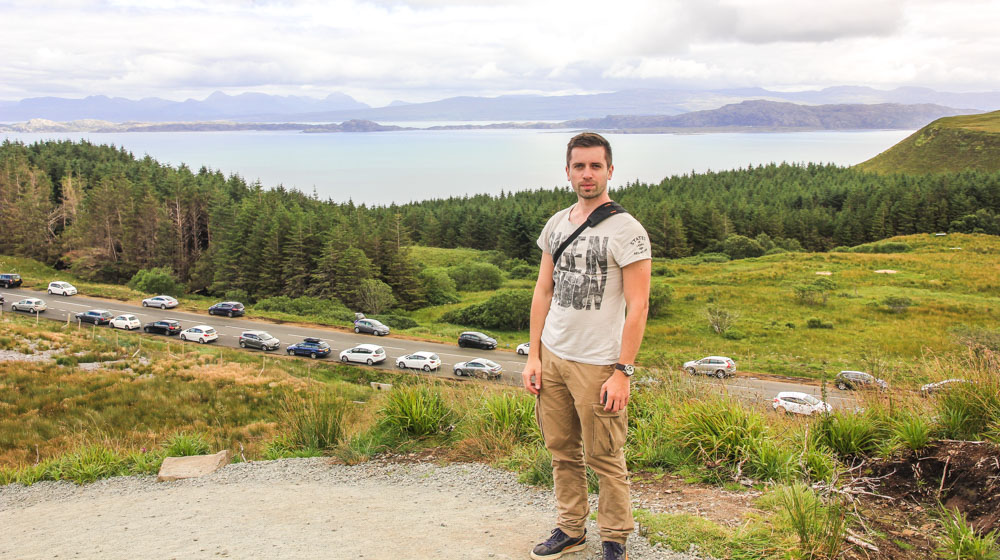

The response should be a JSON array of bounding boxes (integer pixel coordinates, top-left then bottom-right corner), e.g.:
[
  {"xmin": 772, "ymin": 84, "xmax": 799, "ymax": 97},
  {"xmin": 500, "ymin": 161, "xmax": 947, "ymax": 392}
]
[{"xmin": 0, "ymin": 458, "xmax": 697, "ymax": 560}]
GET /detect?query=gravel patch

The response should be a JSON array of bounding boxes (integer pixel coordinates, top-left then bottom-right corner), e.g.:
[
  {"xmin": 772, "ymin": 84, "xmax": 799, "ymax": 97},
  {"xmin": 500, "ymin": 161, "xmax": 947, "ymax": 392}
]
[{"xmin": 0, "ymin": 458, "xmax": 707, "ymax": 559}]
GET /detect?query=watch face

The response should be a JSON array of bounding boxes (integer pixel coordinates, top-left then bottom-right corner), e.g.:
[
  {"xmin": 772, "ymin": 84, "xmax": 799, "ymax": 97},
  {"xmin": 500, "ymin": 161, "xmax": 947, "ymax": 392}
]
[{"xmin": 624, "ymin": 364, "xmax": 635, "ymax": 376}]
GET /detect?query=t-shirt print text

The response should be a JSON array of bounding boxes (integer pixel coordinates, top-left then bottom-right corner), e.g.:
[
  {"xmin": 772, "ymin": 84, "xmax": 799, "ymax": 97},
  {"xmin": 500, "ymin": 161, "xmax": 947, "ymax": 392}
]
[
  {"xmin": 629, "ymin": 235, "xmax": 649, "ymax": 257},
  {"xmin": 550, "ymin": 232, "xmax": 609, "ymax": 311}
]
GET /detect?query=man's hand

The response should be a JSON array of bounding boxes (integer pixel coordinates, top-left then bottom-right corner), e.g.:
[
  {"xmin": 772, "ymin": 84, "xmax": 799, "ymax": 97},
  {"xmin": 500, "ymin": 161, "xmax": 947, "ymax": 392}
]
[
  {"xmin": 599, "ymin": 371, "xmax": 630, "ymax": 412},
  {"xmin": 522, "ymin": 357, "xmax": 542, "ymax": 395}
]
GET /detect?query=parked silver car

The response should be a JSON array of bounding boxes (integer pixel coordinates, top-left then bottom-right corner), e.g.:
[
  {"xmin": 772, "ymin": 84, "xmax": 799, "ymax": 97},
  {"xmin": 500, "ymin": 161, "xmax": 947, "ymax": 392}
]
[
  {"xmin": 835, "ymin": 370, "xmax": 887, "ymax": 391},
  {"xmin": 682, "ymin": 356, "xmax": 736, "ymax": 378}
]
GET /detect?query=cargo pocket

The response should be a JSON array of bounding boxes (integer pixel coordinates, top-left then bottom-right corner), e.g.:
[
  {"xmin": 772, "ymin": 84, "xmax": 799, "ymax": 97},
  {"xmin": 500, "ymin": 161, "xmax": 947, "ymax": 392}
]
[{"xmin": 592, "ymin": 405, "xmax": 626, "ymax": 457}]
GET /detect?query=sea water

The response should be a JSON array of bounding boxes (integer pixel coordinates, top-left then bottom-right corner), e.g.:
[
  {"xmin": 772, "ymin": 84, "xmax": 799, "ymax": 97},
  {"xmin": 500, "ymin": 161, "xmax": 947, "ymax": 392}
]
[{"xmin": 1, "ymin": 128, "xmax": 913, "ymax": 205}]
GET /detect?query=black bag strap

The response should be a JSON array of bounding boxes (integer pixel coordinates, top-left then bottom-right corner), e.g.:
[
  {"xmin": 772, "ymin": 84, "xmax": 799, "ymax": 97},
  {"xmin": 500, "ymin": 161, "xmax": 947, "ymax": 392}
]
[{"xmin": 551, "ymin": 201, "xmax": 628, "ymax": 265}]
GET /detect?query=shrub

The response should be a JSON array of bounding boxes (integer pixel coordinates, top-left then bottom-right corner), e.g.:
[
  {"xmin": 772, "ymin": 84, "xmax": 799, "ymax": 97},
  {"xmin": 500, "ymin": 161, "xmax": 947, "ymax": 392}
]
[
  {"xmin": 283, "ymin": 391, "xmax": 348, "ymax": 451},
  {"xmin": 892, "ymin": 415, "xmax": 932, "ymax": 452},
  {"xmin": 815, "ymin": 412, "xmax": 884, "ymax": 457},
  {"xmin": 705, "ymin": 306, "xmax": 740, "ymax": 335},
  {"xmin": 882, "ymin": 295, "xmax": 915, "ymax": 314},
  {"xmin": 722, "ymin": 328, "xmax": 746, "ymax": 340},
  {"xmin": 852, "ymin": 241, "xmax": 911, "ymax": 254},
  {"xmin": 936, "ymin": 507, "xmax": 1000, "ymax": 560},
  {"xmin": 223, "ymin": 288, "xmax": 250, "ymax": 304},
  {"xmin": 805, "ymin": 318, "xmax": 833, "ymax": 329},
  {"xmin": 378, "ymin": 386, "xmax": 454, "ymax": 438},
  {"xmin": 507, "ymin": 264, "xmax": 537, "ymax": 279},
  {"xmin": 163, "ymin": 432, "xmax": 212, "ymax": 457},
  {"xmin": 447, "ymin": 262, "xmax": 504, "ymax": 291},
  {"xmin": 358, "ymin": 278, "xmax": 396, "ymax": 314},
  {"xmin": 418, "ymin": 267, "xmax": 459, "ymax": 305},
  {"xmin": 698, "ymin": 252, "xmax": 730, "ymax": 263},
  {"xmin": 648, "ymin": 283, "xmax": 673, "ymax": 318},
  {"xmin": 128, "ymin": 267, "xmax": 183, "ymax": 296},
  {"xmin": 50, "ymin": 445, "xmax": 128, "ymax": 484},
  {"xmin": 441, "ymin": 289, "xmax": 532, "ymax": 330},
  {"xmin": 777, "ymin": 484, "xmax": 846, "ymax": 559},
  {"xmin": 477, "ymin": 392, "xmax": 539, "ymax": 443},
  {"xmin": 253, "ymin": 295, "xmax": 355, "ymax": 322},
  {"xmin": 721, "ymin": 235, "xmax": 765, "ymax": 260},
  {"xmin": 370, "ymin": 314, "xmax": 418, "ymax": 330}
]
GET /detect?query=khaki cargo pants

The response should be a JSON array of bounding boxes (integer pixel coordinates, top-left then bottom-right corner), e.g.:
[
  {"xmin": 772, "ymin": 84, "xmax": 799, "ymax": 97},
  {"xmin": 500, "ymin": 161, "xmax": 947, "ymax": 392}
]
[{"xmin": 535, "ymin": 344, "xmax": 632, "ymax": 544}]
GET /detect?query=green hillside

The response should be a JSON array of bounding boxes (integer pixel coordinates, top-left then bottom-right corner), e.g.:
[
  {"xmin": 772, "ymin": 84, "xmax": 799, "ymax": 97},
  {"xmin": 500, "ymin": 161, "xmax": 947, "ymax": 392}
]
[{"xmin": 856, "ymin": 110, "xmax": 1000, "ymax": 174}]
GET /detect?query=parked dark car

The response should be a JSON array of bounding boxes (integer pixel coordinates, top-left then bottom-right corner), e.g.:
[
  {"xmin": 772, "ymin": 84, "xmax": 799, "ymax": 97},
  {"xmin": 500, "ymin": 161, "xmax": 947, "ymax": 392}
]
[
  {"xmin": 143, "ymin": 320, "xmax": 182, "ymax": 335},
  {"xmin": 286, "ymin": 337, "xmax": 332, "ymax": 359},
  {"xmin": 209, "ymin": 301, "xmax": 245, "ymax": 317},
  {"xmin": 354, "ymin": 318, "xmax": 390, "ymax": 336},
  {"xmin": 458, "ymin": 331, "xmax": 497, "ymax": 350},
  {"xmin": 239, "ymin": 330, "xmax": 280, "ymax": 351},
  {"xmin": 835, "ymin": 370, "xmax": 887, "ymax": 391},
  {"xmin": 76, "ymin": 310, "xmax": 113, "ymax": 325},
  {"xmin": 0, "ymin": 273, "xmax": 23, "ymax": 288}
]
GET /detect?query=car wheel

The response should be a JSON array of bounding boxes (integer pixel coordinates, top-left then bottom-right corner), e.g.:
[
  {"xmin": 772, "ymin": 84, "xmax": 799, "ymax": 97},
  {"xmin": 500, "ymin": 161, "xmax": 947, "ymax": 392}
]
[
  {"xmin": 836, "ymin": 382, "xmax": 848, "ymax": 390},
  {"xmin": 144, "ymin": 327, "xmax": 150, "ymax": 333},
  {"xmin": 458, "ymin": 341, "xmax": 465, "ymax": 348},
  {"xmin": 47, "ymin": 289, "xmax": 53, "ymax": 295},
  {"xmin": 239, "ymin": 341, "xmax": 246, "ymax": 348},
  {"xmin": 341, "ymin": 355, "xmax": 349, "ymax": 362},
  {"xmin": 160, "ymin": 304, "xmax": 166, "ymax": 309},
  {"xmin": 143, "ymin": 301, "xmax": 148, "ymax": 307},
  {"xmin": 775, "ymin": 406, "xmax": 787, "ymax": 415},
  {"xmin": 375, "ymin": 331, "xmax": 382, "ymax": 336},
  {"xmin": 423, "ymin": 365, "xmax": 431, "ymax": 372},
  {"xmin": 455, "ymin": 369, "xmax": 463, "ymax": 376},
  {"xmin": 228, "ymin": 311, "xmax": 233, "ymax": 318},
  {"xmin": 198, "ymin": 338, "xmax": 206, "ymax": 344},
  {"xmin": 366, "ymin": 358, "xmax": 373, "ymax": 365},
  {"xmin": 287, "ymin": 349, "xmax": 294, "ymax": 355},
  {"xmin": 354, "ymin": 327, "xmax": 361, "ymax": 334},
  {"xmin": 310, "ymin": 352, "xmax": 318, "ymax": 359},
  {"xmin": 397, "ymin": 362, "xmax": 405, "ymax": 369},
  {"xmin": 685, "ymin": 367, "xmax": 696, "ymax": 375},
  {"xmin": 715, "ymin": 370, "xmax": 726, "ymax": 379}
]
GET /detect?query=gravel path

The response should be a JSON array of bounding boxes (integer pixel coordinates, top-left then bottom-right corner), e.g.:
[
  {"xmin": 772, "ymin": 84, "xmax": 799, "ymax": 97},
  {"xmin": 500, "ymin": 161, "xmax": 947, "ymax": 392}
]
[{"xmin": 0, "ymin": 459, "xmax": 706, "ymax": 560}]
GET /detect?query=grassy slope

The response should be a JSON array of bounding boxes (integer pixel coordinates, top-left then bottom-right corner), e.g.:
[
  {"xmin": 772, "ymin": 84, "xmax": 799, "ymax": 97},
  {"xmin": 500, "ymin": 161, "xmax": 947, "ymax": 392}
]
[
  {"xmin": 855, "ymin": 110, "xmax": 1000, "ymax": 174},
  {"xmin": 5, "ymin": 233, "xmax": 999, "ymax": 384}
]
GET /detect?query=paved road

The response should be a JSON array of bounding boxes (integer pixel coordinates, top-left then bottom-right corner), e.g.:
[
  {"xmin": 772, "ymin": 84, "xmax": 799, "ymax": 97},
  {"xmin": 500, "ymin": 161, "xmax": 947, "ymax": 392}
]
[{"xmin": 0, "ymin": 287, "xmax": 859, "ymax": 410}]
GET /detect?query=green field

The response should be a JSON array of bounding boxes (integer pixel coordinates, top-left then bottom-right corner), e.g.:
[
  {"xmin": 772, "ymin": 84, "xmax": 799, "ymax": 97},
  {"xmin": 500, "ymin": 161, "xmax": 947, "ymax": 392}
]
[{"xmin": 3, "ymin": 232, "xmax": 998, "ymax": 385}]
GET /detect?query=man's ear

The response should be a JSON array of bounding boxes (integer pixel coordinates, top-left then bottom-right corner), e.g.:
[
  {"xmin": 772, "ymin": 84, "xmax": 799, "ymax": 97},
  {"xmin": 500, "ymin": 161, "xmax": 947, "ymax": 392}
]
[{"xmin": 608, "ymin": 164, "xmax": 614, "ymax": 180}]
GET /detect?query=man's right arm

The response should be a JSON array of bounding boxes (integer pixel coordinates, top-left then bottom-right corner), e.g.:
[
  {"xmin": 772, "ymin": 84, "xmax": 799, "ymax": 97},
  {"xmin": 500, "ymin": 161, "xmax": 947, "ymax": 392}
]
[{"xmin": 521, "ymin": 251, "xmax": 554, "ymax": 395}]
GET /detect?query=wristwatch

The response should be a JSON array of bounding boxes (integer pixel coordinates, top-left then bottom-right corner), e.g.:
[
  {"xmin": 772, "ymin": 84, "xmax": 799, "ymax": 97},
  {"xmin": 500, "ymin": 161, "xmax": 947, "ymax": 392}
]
[{"xmin": 614, "ymin": 363, "xmax": 635, "ymax": 377}]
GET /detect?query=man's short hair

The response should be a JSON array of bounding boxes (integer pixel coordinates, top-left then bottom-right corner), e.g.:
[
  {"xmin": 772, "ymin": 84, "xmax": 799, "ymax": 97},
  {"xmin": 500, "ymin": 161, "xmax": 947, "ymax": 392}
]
[{"xmin": 566, "ymin": 132, "xmax": 612, "ymax": 167}]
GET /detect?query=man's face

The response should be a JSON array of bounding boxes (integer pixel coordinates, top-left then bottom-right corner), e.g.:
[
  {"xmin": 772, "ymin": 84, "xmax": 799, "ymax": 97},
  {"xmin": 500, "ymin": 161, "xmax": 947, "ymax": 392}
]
[{"xmin": 566, "ymin": 146, "xmax": 613, "ymax": 200}]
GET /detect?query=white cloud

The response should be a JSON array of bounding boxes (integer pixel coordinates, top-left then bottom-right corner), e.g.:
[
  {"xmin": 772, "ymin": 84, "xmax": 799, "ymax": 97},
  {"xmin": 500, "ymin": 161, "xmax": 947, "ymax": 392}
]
[{"xmin": 0, "ymin": 0, "xmax": 998, "ymax": 103}]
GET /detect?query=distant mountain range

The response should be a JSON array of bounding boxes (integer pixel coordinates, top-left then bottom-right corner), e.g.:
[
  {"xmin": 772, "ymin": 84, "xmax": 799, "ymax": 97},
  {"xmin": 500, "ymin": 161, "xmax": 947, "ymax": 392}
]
[
  {"xmin": 0, "ymin": 101, "xmax": 974, "ymax": 134},
  {"xmin": 1, "ymin": 86, "xmax": 999, "ymax": 123}
]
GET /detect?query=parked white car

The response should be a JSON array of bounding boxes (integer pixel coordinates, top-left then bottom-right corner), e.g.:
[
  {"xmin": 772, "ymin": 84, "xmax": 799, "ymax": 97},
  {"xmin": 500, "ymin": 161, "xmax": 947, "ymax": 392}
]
[
  {"xmin": 110, "ymin": 314, "xmax": 142, "ymax": 330},
  {"xmin": 179, "ymin": 325, "xmax": 218, "ymax": 344},
  {"xmin": 47, "ymin": 281, "xmax": 77, "ymax": 296},
  {"xmin": 516, "ymin": 342, "xmax": 530, "ymax": 355},
  {"xmin": 340, "ymin": 344, "xmax": 386, "ymax": 365},
  {"xmin": 142, "ymin": 295, "xmax": 178, "ymax": 309},
  {"xmin": 772, "ymin": 392, "xmax": 832, "ymax": 416},
  {"xmin": 11, "ymin": 298, "xmax": 47, "ymax": 313},
  {"xmin": 396, "ymin": 351, "xmax": 442, "ymax": 371},
  {"xmin": 683, "ymin": 356, "xmax": 737, "ymax": 378}
]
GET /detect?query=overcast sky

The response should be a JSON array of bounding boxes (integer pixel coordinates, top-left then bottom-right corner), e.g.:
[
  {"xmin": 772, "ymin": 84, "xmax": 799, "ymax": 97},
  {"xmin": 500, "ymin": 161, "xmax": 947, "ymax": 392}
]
[{"xmin": 2, "ymin": 0, "xmax": 997, "ymax": 106}]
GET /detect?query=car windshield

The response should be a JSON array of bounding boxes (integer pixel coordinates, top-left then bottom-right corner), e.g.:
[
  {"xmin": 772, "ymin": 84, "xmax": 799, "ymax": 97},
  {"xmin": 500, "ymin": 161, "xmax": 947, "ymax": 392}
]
[
  {"xmin": 801, "ymin": 395, "xmax": 820, "ymax": 405},
  {"xmin": 482, "ymin": 360, "xmax": 500, "ymax": 368},
  {"xmin": 260, "ymin": 333, "xmax": 275, "ymax": 340},
  {"xmin": 429, "ymin": 354, "xmax": 439, "ymax": 361}
]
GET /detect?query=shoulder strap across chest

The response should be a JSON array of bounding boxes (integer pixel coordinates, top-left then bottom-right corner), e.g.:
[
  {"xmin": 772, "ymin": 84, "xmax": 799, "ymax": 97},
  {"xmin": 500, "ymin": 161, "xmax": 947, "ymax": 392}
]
[{"xmin": 551, "ymin": 201, "xmax": 628, "ymax": 265}]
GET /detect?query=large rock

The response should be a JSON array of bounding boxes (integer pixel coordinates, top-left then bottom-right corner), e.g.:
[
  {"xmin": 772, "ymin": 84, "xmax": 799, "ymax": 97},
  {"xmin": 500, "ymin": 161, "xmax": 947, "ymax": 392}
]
[{"xmin": 157, "ymin": 450, "xmax": 231, "ymax": 482}]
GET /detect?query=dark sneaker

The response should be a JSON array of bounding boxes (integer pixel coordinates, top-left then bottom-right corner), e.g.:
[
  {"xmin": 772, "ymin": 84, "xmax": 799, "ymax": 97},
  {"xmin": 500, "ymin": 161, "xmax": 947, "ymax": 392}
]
[
  {"xmin": 602, "ymin": 541, "xmax": 627, "ymax": 560},
  {"xmin": 530, "ymin": 528, "xmax": 586, "ymax": 559}
]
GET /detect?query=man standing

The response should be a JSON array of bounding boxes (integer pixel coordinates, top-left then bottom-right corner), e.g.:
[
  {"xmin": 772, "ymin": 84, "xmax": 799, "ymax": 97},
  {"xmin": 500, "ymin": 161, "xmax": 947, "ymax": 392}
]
[{"xmin": 522, "ymin": 132, "xmax": 651, "ymax": 560}]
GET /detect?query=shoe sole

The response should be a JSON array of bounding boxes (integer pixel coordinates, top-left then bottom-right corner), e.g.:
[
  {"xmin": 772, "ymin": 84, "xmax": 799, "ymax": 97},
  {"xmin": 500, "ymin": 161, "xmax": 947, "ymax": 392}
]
[{"xmin": 529, "ymin": 541, "xmax": 586, "ymax": 560}]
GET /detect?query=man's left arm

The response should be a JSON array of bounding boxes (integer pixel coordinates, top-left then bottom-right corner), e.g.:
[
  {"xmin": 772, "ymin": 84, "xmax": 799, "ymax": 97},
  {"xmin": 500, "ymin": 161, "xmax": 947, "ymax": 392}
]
[{"xmin": 600, "ymin": 258, "xmax": 651, "ymax": 412}]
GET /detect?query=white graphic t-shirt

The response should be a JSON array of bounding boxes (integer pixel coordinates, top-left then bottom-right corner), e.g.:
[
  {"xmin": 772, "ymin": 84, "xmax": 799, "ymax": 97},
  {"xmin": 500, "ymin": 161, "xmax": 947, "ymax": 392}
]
[{"xmin": 537, "ymin": 205, "xmax": 651, "ymax": 365}]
